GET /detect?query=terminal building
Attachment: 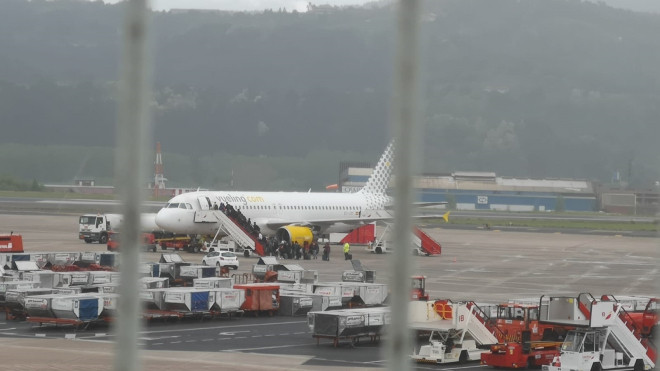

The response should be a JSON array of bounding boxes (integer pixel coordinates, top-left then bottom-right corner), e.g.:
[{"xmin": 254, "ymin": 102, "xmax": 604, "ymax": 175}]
[{"xmin": 339, "ymin": 165, "xmax": 598, "ymax": 212}]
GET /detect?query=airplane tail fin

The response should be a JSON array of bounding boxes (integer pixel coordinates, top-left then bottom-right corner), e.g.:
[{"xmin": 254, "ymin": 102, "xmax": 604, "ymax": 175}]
[
  {"xmin": 442, "ymin": 211, "xmax": 450, "ymax": 223},
  {"xmin": 359, "ymin": 141, "xmax": 395, "ymax": 195}
]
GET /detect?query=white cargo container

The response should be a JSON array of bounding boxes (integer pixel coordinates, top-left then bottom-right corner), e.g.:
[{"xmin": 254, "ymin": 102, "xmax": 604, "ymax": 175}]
[{"xmin": 51, "ymin": 295, "xmax": 104, "ymax": 321}]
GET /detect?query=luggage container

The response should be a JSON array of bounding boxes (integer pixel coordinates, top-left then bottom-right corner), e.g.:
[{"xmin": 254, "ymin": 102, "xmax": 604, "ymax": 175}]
[
  {"xmin": 162, "ymin": 288, "xmax": 213, "ymax": 312},
  {"xmin": 307, "ymin": 293, "xmax": 343, "ymax": 312},
  {"xmin": 24, "ymin": 294, "xmax": 62, "ymax": 318},
  {"xmin": 342, "ymin": 282, "xmax": 388, "ymax": 306},
  {"xmin": 158, "ymin": 254, "xmax": 191, "ymax": 281},
  {"xmin": 140, "ymin": 277, "xmax": 170, "ymax": 289},
  {"xmin": 341, "ymin": 270, "xmax": 375, "ymax": 283},
  {"xmin": 47, "ymin": 252, "xmax": 79, "ymax": 267},
  {"xmin": 308, "ymin": 307, "xmax": 390, "ymax": 347},
  {"xmin": 277, "ymin": 269, "xmax": 319, "ymax": 284},
  {"xmin": 312, "ymin": 283, "xmax": 359, "ymax": 305},
  {"xmin": 140, "ymin": 263, "xmax": 160, "ymax": 278},
  {"xmin": 51, "ymin": 295, "xmax": 104, "ymax": 321},
  {"xmin": 251, "ymin": 256, "xmax": 284, "ymax": 280},
  {"xmin": 26, "ymin": 253, "xmax": 49, "ymax": 269},
  {"xmin": 4, "ymin": 287, "xmax": 56, "ymax": 318},
  {"xmin": 233, "ymin": 283, "xmax": 280, "ymax": 313},
  {"xmin": 98, "ymin": 252, "xmax": 119, "ymax": 268},
  {"xmin": 140, "ymin": 289, "xmax": 167, "ymax": 310},
  {"xmin": 12, "ymin": 260, "xmax": 40, "ymax": 272},
  {"xmin": 78, "ymin": 252, "xmax": 100, "ymax": 265},
  {"xmin": 279, "ymin": 293, "xmax": 314, "ymax": 316},
  {"xmin": 54, "ymin": 271, "xmax": 90, "ymax": 287},
  {"xmin": 54, "ymin": 287, "xmax": 82, "ymax": 295},
  {"xmin": 193, "ymin": 277, "xmax": 232, "ymax": 289},
  {"xmin": 20, "ymin": 270, "xmax": 56, "ymax": 288},
  {"xmin": 209, "ymin": 288, "xmax": 245, "ymax": 313},
  {"xmin": 87, "ymin": 271, "xmax": 120, "ymax": 285},
  {"xmin": 179, "ymin": 265, "xmax": 216, "ymax": 280},
  {"xmin": 81, "ymin": 283, "xmax": 119, "ymax": 293},
  {"xmin": 0, "ymin": 281, "xmax": 40, "ymax": 302},
  {"xmin": 90, "ymin": 293, "xmax": 118, "ymax": 319}
]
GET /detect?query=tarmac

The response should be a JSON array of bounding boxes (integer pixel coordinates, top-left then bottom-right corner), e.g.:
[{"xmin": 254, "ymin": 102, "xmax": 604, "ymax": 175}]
[{"xmin": 1, "ymin": 212, "xmax": 658, "ymax": 370}]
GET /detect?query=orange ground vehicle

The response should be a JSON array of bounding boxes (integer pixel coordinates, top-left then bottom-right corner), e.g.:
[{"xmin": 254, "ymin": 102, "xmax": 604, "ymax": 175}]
[{"xmin": 481, "ymin": 303, "xmax": 569, "ymax": 369}]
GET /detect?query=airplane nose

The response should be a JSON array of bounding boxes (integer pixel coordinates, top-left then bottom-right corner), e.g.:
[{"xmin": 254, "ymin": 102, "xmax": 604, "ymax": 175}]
[{"xmin": 155, "ymin": 210, "xmax": 169, "ymax": 229}]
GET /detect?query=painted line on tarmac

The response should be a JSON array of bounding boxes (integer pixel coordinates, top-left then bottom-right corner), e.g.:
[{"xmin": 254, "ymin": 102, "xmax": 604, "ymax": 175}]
[
  {"xmin": 138, "ymin": 320, "xmax": 306, "ymax": 335},
  {"xmin": 222, "ymin": 342, "xmax": 311, "ymax": 352}
]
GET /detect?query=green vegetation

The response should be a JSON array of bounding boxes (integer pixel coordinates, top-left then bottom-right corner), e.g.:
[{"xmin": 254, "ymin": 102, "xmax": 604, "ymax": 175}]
[{"xmin": 0, "ymin": 0, "xmax": 658, "ymax": 189}]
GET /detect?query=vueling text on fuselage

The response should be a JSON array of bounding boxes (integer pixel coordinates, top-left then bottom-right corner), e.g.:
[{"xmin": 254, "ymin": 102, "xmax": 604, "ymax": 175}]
[{"xmin": 214, "ymin": 194, "xmax": 265, "ymax": 204}]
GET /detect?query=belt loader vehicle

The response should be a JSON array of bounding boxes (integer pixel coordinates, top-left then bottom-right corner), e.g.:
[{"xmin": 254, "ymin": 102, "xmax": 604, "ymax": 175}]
[
  {"xmin": 541, "ymin": 293, "xmax": 655, "ymax": 371},
  {"xmin": 410, "ymin": 299, "xmax": 498, "ymax": 364}
]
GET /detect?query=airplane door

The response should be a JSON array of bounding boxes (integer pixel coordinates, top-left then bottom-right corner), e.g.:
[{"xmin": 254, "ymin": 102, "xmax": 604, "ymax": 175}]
[{"xmin": 197, "ymin": 196, "xmax": 211, "ymax": 210}]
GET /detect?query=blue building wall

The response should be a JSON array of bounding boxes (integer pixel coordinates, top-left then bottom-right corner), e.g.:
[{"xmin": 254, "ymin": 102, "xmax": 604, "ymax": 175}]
[{"xmin": 419, "ymin": 189, "xmax": 596, "ymax": 212}]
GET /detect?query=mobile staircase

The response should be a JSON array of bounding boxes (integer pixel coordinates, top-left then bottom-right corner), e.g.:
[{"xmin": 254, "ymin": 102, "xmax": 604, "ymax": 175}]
[
  {"xmin": 194, "ymin": 210, "xmax": 265, "ymax": 256},
  {"xmin": 540, "ymin": 293, "xmax": 655, "ymax": 371},
  {"xmin": 368, "ymin": 223, "xmax": 442, "ymax": 256}
]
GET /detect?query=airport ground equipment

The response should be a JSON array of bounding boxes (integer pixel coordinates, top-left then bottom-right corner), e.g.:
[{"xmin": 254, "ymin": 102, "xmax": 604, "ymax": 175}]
[
  {"xmin": 366, "ymin": 223, "xmax": 442, "ymax": 256},
  {"xmin": 0, "ymin": 234, "xmax": 24, "ymax": 253},
  {"xmin": 307, "ymin": 307, "xmax": 390, "ymax": 347},
  {"xmin": 342, "ymin": 260, "xmax": 375, "ymax": 283},
  {"xmin": 540, "ymin": 293, "xmax": 655, "ymax": 371},
  {"xmin": 410, "ymin": 299, "xmax": 498, "ymax": 364},
  {"xmin": 233, "ymin": 283, "xmax": 280, "ymax": 315},
  {"xmin": 481, "ymin": 302, "xmax": 570, "ymax": 369},
  {"xmin": 600, "ymin": 295, "xmax": 658, "ymax": 338},
  {"xmin": 194, "ymin": 209, "xmax": 265, "ymax": 256},
  {"xmin": 78, "ymin": 213, "xmax": 160, "ymax": 244},
  {"xmin": 411, "ymin": 275, "xmax": 429, "ymax": 301}
]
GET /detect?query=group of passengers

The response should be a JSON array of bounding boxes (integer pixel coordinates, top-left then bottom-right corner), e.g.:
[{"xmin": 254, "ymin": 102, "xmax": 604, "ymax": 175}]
[
  {"xmin": 262, "ymin": 238, "xmax": 323, "ymax": 261},
  {"xmin": 214, "ymin": 202, "xmax": 262, "ymax": 239}
]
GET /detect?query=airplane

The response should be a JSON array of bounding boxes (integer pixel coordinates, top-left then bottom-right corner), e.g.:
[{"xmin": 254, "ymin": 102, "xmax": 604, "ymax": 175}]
[{"xmin": 154, "ymin": 141, "xmax": 448, "ymax": 247}]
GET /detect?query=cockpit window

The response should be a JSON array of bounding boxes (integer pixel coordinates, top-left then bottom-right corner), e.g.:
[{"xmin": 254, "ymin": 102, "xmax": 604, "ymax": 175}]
[
  {"xmin": 185, "ymin": 203, "xmax": 192, "ymax": 209},
  {"xmin": 168, "ymin": 203, "xmax": 180, "ymax": 208},
  {"xmin": 179, "ymin": 203, "xmax": 187, "ymax": 209}
]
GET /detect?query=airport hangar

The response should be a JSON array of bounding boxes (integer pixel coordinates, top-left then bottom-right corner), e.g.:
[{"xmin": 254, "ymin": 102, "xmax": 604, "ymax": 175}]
[{"xmin": 339, "ymin": 165, "xmax": 597, "ymax": 212}]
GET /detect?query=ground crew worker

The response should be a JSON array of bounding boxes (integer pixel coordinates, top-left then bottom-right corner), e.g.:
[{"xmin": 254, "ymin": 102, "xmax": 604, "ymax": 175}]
[{"xmin": 343, "ymin": 242, "xmax": 351, "ymax": 260}]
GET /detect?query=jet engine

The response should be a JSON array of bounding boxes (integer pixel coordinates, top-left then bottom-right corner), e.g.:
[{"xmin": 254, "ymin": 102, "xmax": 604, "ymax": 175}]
[{"xmin": 276, "ymin": 225, "xmax": 315, "ymax": 246}]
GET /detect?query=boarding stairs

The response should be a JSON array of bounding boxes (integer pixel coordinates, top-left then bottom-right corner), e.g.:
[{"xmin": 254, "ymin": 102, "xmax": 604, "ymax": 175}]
[
  {"xmin": 370, "ymin": 223, "xmax": 442, "ymax": 256},
  {"xmin": 573, "ymin": 293, "xmax": 655, "ymax": 368},
  {"xmin": 194, "ymin": 210, "xmax": 265, "ymax": 256},
  {"xmin": 458, "ymin": 302, "xmax": 499, "ymax": 346},
  {"xmin": 412, "ymin": 227, "xmax": 442, "ymax": 256}
]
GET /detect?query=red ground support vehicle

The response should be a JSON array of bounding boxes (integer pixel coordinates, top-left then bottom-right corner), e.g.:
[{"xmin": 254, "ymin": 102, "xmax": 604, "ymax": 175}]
[
  {"xmin": 106, "ymin": 231, "xmax": 158, "ymax": 252},
  {"xmin": 481, "ymin": 303, "xmax": 569, "ymax": 369},
  {"xmin": 411, "ymin": 276, "xmax": 429, "ymax": 301},
  {"xmin": 233, "ymin": 283, "xmax": 280, "ymax": 315},
  {"xmin": 0, "ymin": 234, "xmax": 24, "ymax": 253}
]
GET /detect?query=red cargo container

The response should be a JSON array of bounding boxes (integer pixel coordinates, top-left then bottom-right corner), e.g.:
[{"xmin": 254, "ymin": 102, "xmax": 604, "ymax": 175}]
[{"xmin": 233, "ymin": 283, "xmax": 280, "ymax": 314}]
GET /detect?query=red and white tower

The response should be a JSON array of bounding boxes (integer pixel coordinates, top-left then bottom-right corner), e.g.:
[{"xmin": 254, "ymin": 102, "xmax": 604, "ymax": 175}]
[{"xmin": 154, "ymin": 142, "xmax": 166, "ymax": 197}]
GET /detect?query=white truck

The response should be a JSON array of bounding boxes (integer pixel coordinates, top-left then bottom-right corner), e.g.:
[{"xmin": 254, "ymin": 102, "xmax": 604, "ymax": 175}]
[{"xmin": 78, "ymin": 213, "xmax": 159, "ymax": 244}]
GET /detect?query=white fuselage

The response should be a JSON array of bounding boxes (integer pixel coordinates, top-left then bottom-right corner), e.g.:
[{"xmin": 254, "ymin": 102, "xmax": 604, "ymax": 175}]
[{"xmin": 155, "ymin": 190, "xmax": 390, "ymax": 236}]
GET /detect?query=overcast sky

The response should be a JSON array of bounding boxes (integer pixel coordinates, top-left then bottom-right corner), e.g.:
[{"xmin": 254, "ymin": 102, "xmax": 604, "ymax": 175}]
[{"xmin": 98, "ymin": 0, "xmax": 377, "ymax": 12}]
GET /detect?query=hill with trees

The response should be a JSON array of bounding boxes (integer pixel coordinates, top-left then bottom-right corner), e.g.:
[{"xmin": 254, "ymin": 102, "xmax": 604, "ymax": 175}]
[{"xmin": 0, "ymin": 0, "xmax": 658, "ymax": 190}]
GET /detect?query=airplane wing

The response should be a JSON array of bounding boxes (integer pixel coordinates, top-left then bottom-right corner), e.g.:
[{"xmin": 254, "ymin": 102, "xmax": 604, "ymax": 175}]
[{"xmin": 263, "ymin": 211, "xmax": 449, "ymax": 231}]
